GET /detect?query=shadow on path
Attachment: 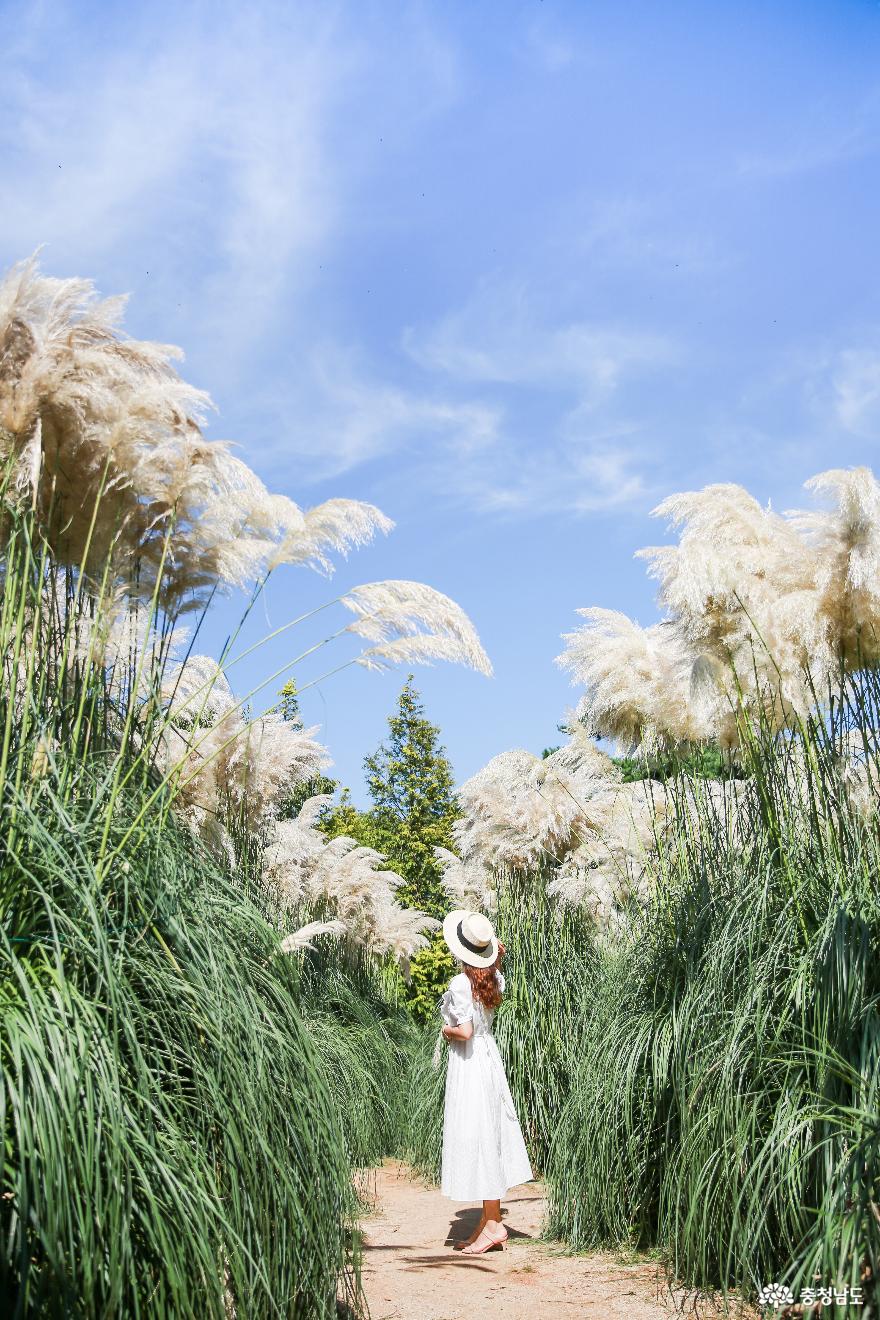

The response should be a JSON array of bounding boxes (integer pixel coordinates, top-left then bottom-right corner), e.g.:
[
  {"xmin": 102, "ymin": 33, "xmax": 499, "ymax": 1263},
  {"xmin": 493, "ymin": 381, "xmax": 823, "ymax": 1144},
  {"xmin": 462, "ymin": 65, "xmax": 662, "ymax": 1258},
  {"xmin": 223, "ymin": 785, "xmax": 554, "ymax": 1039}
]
[{"xmin": 444, "ymin": 1204, "xmax": 537, "ymax": 1246}]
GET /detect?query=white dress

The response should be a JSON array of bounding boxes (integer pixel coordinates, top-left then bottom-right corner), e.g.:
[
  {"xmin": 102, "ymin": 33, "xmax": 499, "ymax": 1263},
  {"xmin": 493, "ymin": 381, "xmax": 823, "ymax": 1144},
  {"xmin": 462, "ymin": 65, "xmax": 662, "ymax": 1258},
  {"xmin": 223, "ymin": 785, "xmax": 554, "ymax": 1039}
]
[{"xmin": 439, "ymin": 970, "xmax": 534, "ymax": 1202}]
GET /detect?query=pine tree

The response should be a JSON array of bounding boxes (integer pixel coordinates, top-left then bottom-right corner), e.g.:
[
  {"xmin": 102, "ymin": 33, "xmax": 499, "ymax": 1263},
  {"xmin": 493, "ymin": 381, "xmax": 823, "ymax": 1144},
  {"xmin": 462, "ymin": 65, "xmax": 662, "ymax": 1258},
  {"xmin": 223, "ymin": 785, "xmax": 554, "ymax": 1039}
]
[
  {"xmin": 324, "ymin": 676, "xmax": 457, "ymax": 1018},
  {"xmin": 279, "ymin": 678, "xmax": 303, "ymax": 725},
  {"xmin": 362, "ymin": 676, "xmax": 456, "ymax": 917}
]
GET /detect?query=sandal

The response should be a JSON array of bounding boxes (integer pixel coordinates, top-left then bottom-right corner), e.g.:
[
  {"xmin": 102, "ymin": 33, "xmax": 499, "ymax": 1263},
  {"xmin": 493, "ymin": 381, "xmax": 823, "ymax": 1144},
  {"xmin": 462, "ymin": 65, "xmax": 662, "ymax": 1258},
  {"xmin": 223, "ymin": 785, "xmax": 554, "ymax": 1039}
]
[
  {"xmin": 461, "ymin": 1225, "xmax": 507, "ymax": 1255},
  {"xmin": 455, "ymin": 1222, "xmax": 487, "ymax": 1250}
]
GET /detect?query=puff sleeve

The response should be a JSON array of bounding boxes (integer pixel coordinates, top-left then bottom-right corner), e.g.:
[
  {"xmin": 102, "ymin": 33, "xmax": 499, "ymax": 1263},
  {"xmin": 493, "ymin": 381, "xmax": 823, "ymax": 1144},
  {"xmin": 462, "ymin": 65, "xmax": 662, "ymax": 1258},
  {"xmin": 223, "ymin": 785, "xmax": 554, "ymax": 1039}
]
[{"xmin": 442, "ymin": 973, "xmax": 474, "ymax": 1026}]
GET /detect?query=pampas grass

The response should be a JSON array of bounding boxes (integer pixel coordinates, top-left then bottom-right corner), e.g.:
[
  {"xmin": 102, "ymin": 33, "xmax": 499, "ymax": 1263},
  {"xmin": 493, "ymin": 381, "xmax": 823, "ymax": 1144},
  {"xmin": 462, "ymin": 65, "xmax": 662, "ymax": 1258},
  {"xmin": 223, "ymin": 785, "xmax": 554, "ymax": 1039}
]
[
  {"xmin": 547, "ymin": 673, "xmax": 880, "ymax": 1308},
  {"xmin": 559, "ymin": 468, "xmax": 880, "ymax": 752},
  {"xmin": 0, "ymin": 257, "xmax": 391, "ymax": 611},
  {"xmin": 1, "ymin": 713, "xmax": 359, "ymax": 1317},
  {"xmin": 0, "ymin": 255, "xmax": 496, "ymax": 1316}
]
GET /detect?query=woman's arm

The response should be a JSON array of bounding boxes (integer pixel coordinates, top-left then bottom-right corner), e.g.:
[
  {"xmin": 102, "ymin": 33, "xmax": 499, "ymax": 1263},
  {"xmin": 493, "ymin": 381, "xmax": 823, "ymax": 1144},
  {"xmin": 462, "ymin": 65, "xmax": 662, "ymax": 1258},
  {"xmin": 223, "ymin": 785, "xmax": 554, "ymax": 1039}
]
[{"xmin": 442, "ymin": 1021, "xmax": 473, "ymax": 1042}]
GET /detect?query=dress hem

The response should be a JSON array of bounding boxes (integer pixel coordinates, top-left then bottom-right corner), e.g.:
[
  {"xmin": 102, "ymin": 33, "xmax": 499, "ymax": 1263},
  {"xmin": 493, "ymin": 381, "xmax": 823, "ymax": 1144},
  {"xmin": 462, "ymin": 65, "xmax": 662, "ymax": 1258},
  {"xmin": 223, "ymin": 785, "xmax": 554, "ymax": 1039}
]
[{"xmin": 441, "ymin": 1176, "xmax": 534, "ymax": 1203}]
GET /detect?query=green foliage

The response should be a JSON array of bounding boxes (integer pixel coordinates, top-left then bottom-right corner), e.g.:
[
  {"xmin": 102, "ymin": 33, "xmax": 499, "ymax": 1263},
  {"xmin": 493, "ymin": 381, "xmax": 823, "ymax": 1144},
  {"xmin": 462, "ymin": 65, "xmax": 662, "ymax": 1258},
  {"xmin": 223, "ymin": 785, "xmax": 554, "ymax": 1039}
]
[
  {"xmin": 363, "ymin": 676, "xmax": 456, "ymax": 828},
  {"xmin": 613, "ymin": 742, "xmax": 742, "ymax": 782},
  {"xmin": 360, "ymin": 675, "xmax": 457, "ymax": 918},
  {"xmin": 1, "ymin": 752, "xmax": 359, "ymax": 1318},
  {"xmin": 324, "ymin": 677, "xmax": 458, "ymax": 1020},
  {"xmin": 285, "ymin": 775, "xmax": 340, "ymax": 817},
  {"xmin": 279, "ymin": 676, "xmax": 302, "ymax": 723},
  {"xmin": 403, "ymin": 928, "xmax": 456, "ymax": 1022},
  {"xmin": 298, "ymin": 943, "xmax": 417, "ymax": 1172},
  {"xmin": 493, "ymin": 870, "xmax": 597, "ymax": 1173},
  {"xmin": 399, "ymin": 1020, "xmax": 447, "ymax": 1183}
]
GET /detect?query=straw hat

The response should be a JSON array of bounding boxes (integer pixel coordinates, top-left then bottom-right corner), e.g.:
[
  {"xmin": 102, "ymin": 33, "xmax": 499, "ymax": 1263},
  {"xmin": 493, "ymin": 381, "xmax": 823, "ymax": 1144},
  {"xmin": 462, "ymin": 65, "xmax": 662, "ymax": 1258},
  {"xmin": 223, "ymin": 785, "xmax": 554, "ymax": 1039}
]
[{"xmin": 442, "ymin": 909, "xmax": 499, "ymax": 969}]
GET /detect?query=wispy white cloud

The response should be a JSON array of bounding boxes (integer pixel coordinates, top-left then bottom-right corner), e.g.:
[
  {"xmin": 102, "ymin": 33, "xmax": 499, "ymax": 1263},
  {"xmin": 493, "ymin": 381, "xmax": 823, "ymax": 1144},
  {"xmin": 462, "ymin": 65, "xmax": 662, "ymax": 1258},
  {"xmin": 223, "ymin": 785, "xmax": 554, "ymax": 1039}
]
[
  {"xmin": 829, "ymin": 349, "xmax": 880, "ymax": 436},
  {"xmin": 0, "ymin": 1, "xmax": 466, "ymax": 376},
  {"xmin": 0, "ymin": 3, "xmax": 350, "ymax": 365},
  {"xmin": 442, "ymin": 428, "xmax": 652, "ymax": 517},
  {"xmin": 735, "ymin": 90, "xmax": 880, "ymax": 181},
  {"xmin": 766, "ymin": 340, "xmax": 880, "ymax": 440},
  {"xmin": 249, "ymin": 341, "xmax": 503, "ymax": 479},
  {"xmin": 253, "ymin": 281, "xmax": 675, "ymax": 517},
  {"xmin": 522, "ymin": 17, "xmax": 577, "ymax": 73},
  {"xmin": 403, "ymin": 279, "xmax": 676, "ymax": 400},
  {"xmin": 566, "ymin": 194, "xmax": 726, "ymax": 277}
]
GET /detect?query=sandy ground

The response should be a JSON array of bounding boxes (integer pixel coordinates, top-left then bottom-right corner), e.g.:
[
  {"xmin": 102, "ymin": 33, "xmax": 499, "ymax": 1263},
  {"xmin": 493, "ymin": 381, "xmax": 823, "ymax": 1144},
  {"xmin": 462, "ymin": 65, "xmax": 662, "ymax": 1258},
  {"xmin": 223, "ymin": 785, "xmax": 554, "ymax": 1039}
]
[{"xmin": 355, "ymin": 1160, "xmax": 742, "ymax": 1320}]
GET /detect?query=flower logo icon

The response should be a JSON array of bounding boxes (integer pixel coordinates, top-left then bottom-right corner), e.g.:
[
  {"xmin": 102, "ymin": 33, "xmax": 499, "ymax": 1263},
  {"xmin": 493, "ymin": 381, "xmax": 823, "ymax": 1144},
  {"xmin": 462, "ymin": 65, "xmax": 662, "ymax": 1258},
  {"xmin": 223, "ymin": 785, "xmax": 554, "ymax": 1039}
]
[{"xmin": 758, "ymin": 1282, "xmax": 795, "ymax": 1308}]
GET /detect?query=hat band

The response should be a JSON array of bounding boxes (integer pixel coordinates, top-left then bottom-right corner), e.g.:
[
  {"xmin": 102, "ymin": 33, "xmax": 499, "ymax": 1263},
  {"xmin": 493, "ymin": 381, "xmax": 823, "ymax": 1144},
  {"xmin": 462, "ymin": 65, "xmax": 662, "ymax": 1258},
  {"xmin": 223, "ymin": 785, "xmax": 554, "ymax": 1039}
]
[{"xmin": 457, "ymin": 919, "xmax": 491, "ymax": 957}]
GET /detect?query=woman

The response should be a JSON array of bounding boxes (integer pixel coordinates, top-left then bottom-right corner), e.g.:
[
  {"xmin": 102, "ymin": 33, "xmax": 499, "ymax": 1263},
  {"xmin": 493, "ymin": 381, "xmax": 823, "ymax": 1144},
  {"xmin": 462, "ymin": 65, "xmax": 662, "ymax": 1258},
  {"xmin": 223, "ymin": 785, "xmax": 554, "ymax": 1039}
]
[{"xmin": 439, "ymin": 909, "xmax": 533, "ymax": 1255}]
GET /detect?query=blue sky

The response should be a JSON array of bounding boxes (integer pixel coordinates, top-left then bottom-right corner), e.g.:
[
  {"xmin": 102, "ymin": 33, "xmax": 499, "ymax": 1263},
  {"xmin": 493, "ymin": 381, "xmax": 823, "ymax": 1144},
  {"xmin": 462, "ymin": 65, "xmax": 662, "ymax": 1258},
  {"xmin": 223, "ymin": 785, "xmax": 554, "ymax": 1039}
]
[{"xmin": 3, "ymin": 0, "xmax": 880, "ymax": 798}]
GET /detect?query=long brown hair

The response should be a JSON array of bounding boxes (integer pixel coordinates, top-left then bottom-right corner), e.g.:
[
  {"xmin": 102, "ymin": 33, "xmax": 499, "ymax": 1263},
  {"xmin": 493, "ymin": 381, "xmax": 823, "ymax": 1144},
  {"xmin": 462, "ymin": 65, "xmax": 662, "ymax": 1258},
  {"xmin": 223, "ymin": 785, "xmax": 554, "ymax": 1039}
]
[{"xmin": 464, "ymin": 942, "xmax": 505, "ymax": 1010}]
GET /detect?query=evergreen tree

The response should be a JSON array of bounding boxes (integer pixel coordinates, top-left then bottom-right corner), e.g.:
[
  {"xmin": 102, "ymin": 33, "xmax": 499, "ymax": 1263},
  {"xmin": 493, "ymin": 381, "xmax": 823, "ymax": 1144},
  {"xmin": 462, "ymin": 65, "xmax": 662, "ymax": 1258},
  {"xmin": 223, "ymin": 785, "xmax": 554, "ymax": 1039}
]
[
  {"xmin": 324, "ymin": 676, "xmax": 457, "ymax": 1019},
  {"xmin": 362, "ymin": 676, "xmax": 457, "ymax": 916},
  {"xmin": 279, "ymin": 678, "xmax": 303, "ymax": 725}
]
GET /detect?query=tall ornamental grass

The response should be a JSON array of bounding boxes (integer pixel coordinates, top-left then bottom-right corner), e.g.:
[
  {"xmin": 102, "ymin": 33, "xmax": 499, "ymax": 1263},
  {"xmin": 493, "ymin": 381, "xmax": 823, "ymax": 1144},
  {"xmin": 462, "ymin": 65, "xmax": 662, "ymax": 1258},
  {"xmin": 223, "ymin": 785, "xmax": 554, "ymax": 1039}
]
[
  {"xmin": 299, "ymin": 942, "xmax": 418, "ymax": 1173},
  {"xmin": 0, "ymin": 497, "xmax": 364, "ymax": 1316},
  {"xmin": 492, "ymin": 869, "xmax": 596, "ymax": 1173},
  {"xmin": 3, "ymin": 767, "xmax": 359, "ymax": 1317},
  {"xmin": 0, "ymin": 258, "xmax": 490, "ymax": 1316},
  {"xmin": 547, "ymin": 671, "xmax": 880, "ymax": 1309}
]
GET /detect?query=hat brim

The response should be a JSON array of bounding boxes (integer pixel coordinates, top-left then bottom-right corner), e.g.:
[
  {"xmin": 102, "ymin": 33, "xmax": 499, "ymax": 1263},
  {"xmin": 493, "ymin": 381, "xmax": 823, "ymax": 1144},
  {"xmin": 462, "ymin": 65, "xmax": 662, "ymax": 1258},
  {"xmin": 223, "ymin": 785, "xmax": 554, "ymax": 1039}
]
[{"xmin": 442, "ymin": 909, "xmax": 499, "ymax": 969}]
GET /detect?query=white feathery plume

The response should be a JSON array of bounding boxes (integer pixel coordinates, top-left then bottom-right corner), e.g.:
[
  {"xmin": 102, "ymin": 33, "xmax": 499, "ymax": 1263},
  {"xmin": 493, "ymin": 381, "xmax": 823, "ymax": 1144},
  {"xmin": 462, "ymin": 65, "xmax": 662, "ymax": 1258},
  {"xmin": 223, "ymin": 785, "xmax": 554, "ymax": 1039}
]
[
  {"xmin": 547, "ymin": 779, "xmax": 668, "ymax": 934},
  {"xmin": 454, "ymin": 748, "xmax": 605, "ymax": 872},
  {"xmin": 155, "ymin": 699, "xmax": 329, "ymax": 848},
  {"xmin": 556, "ymin": 469, "xmax": 880, "ymax": 753},
  {"xmin": 291, "ymin": 793, "xmax": 335, "ymax": 833},
  {"xmin": 263, "ymin": 797, "xmax": 437, "ymax": 970},
  {"xmin": 557, "ymin": 609, "xmax": 712, "ymax": 752},
  {"xmin": 271, "ymin": 498, "xmax": 393, "ymax": 573},
  {"xmin": 639, "ymin": 482, "xmax": 830, "ymax": 729},
  {"xmin": 279, "ymin": 919, "xmax": 347, "ymax": 954},
  {"xmin": 638, "ymin": 483, "xmax": 807, "ymax": 648},
  {"xmin": 545, "ymin": 723, "xmax": 621, "ymax": 781},
  {"xmin": 787, "ymin": 467, "xmax": 880, "ymax": 671},
  {"xmin": 365, "ymin": 900, "xmax": 439, "ymax": 981},
  {"xmin": 355, "ymin": 633, "xmax": 489, "ymax": 672},
  {"xmin": 153, "ymin": 716, "xmax": 240, "ymax": 840},
  {"xmin": 434, "ymin": 846, "xmax": 497, "ymax": 914},
  {"xmin": 219, "ymin": 713, "xmax": 330, "ymax": 833},
  {"xmin": 263, "ymin": 799, "xmax": 332, "ymax": 909},
  {"xmin": 342, "ymin": 580, "xmax": 493, "ymax": 676},
  {"xmin": 160, "ymin": 654, "xmax": 235, "ymax": 727},
  {"xmin": 29, "ymin": 733, "xmax": 56, "ymax": 782},
  {"xmin": 452, "ymin": 731, "xmax": 675, "ymax": 935},
  {"xmin": 71, "ymin": 591, "xmax": 170, "ymax": 670},
  {"xmin": 836, "ymin": 728, "xmax": 880, "ymax": 822},
  {"xmin": 0, "ymin": 258, "xmax": 393, "ymax": 609}
]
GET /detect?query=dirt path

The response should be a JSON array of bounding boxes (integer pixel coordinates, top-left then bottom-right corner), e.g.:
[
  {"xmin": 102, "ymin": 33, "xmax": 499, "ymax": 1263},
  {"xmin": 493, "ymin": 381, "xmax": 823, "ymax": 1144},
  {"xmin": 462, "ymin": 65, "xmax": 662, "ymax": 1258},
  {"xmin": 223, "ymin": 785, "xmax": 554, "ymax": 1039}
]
[{"xmin": 357, "ymin": 1160, "xmax": 734, "ymax": 1319}]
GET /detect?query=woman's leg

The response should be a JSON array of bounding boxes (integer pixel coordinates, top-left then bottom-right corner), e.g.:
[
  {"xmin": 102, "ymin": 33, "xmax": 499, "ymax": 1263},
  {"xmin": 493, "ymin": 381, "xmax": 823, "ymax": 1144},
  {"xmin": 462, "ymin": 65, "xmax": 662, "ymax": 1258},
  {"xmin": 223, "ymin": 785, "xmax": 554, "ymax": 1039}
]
[
  {"xmin": 456, "ymin": 1203, "xmax": 488, "ymax": 1248},
  {"xmin": 456, "ymin": 1199, "xmax": 500, "ymax": 1248},
  {"xmin": 460, "ymin": 1200, "xmax": 508, "ymax": 1254}
]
